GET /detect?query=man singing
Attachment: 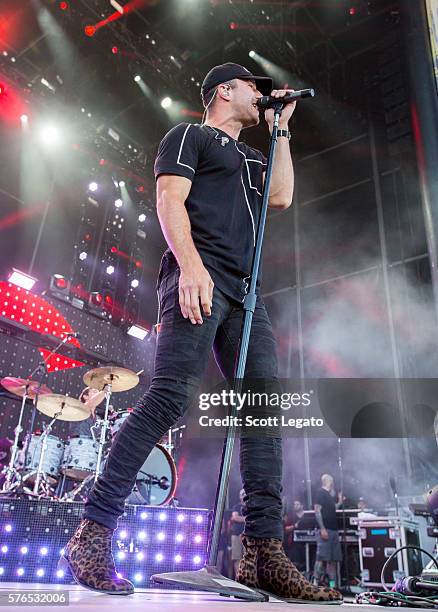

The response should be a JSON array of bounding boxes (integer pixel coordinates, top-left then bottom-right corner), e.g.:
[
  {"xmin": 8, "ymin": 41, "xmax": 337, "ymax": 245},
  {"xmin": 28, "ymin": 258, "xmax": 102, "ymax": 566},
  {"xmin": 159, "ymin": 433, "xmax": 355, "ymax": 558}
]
[{"xmin": 61, "ymin": 62, "xmax": 341, "ymax": 603}]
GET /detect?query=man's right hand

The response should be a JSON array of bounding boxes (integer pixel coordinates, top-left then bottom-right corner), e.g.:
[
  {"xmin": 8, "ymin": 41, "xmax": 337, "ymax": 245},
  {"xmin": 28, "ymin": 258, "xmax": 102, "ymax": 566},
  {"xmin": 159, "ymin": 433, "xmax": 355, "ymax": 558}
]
[
  {"xmin": 179, "ymin": 264, "xmax": 214, "ymax": 324},
  {"xmin": 320, "ymin": 528, "xmax": 329, "ymax": 540}
]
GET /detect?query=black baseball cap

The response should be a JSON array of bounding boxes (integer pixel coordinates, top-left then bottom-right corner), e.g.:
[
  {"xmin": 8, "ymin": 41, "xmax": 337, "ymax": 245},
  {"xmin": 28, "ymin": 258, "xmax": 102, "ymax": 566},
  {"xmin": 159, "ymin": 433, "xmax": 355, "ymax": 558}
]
[{"xmin": 201, "ymin": 62, "xmax": 273, "ymax": 104}]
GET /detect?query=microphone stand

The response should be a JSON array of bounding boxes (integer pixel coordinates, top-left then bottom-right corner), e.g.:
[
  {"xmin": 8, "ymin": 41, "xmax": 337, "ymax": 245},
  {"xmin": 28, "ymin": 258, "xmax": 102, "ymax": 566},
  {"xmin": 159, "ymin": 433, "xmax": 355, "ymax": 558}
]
[
  {"xmin": 152, "ymin": 100, "xmax": 288, "ymax": 601},
  {"xmin": 24, "ymin": 335, "xmax": 73, "ymax": 468}
]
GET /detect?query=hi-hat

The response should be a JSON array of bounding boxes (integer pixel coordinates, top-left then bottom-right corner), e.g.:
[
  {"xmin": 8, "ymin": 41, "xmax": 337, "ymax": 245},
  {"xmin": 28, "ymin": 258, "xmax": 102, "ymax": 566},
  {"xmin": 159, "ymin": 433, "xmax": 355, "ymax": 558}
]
[
  {"xmin": 1, "ymin": 377, "xmax": 52, "ymax": 400},
  {"xmin": 83, "ymin": 366, "xmax": 139, "ymax": 393},
  {"xmin": 36, "ymin": 394, "xmax": 90, "ymax": 422}
]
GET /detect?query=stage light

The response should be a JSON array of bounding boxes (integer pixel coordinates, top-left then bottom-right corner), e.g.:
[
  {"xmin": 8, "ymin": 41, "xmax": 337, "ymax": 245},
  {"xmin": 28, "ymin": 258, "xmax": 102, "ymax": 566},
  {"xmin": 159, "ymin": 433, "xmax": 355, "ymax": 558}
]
[
  {"xmin": 115, "ymin": 198, "xmax": 123, "ymax": 208},
  {"xmin": 134, "ymin": 75, "xmax": 141, "ymax": 83},
  {"xmin": 106, "ymin": 265, "xmax": 115, "ymax": 275},
  {"xmin": 138, "ymin": 531, "xmax": 146, "ymax": 540},
  {"xmin": 59, "ymin": 1, "xmax": 69, "ymax": 9},
  {"xmin": 130, "ymin": 279, "xmax": 139, "ymax": 289},
  {"xmin": 17, "ymin": 567, "xmax": 24, "ymax": 576},
  {"xmin": 157, "ymin": 532, "xmax": 165, "ymax": 541},
  {"xmin": 194, "ymin": 535, "xmax": 202, "ymax": 543},
  {"xmin": 60, "ymin": 548, "xmax": 65, "ymax": 556},
  {"xmin": 20, "ymin": 546, "xmax": 28, "ymax": 554},
  {"xmin": 1, "ymin": 545, "xmax": 8, "ymax": 553},
  {"xmin": 127, "ymin": 324, "xmax": 148, "ymax": 340},
  {"xmin": 249, "ymin": 50, "xmax": 256, "ymax": 58},
  {"xmin": 349, "ymin": 6, "xmax": 357, "ymax": 15},
  {"xmin": 195, "ymin": 515, "xmax": 203, "ymax": 523},
  {"xmin": 117, "ymin": 572, "xmax": 123, "ymax": 578},
  {"xmin": 159, "ymin": 512, "xmax": 167, "ymax": 521},
  {"xmin": 8, "ymin": 269, "xmax": 37, "ymax": 291},
  {"xmin": 88, "ymin": 181, "xmax": 98, "ymax": 192},
  {"xmin": 0, "ymin": 567, "xmax": 4, "ymax": 575},
  {"xmin": 177, "ymin": 514, "xmax": 185, "ymax": 523},
  {"xmin": 20, "ymin": 114, "xmax": 28, "ymax": 123},
  {"xmin": 79, "ymin": 251, "xmax": 87, "ymax": 261},
  {"xmin": 40, "ymin": 546, "xmax": 48, "ymax": 555},
  {"xmin": 136, "ymin": 552, "xmax": 144, "ymax": 561},
  {"xmin": 110, "ymin": 0, "xmax": 125, "ymax": 14},
  {"xmin": 140, "ymin": 512, "xmax": 147, "ymax": 520},
  {"xmin": 36, "ymin": 568, "xmax": 45, "ymax": 577},
  {"xmin": 112, "ymin": 46, "xmax": 119, "ymax": 54},
  {"xmin": 4, "ymin": 524, "xmax": 12, "ymax": 532},
  {"xmin": 134, "ymin": 572, "xmax": 143, "ymax": 582},
  {"xmin": 174, "ymin": 554, "xmax": 182, "ymax": 563},
  {"xmin": 119, "ymin": 180, "xmax": 126, "ymax": 188},
  {"xmin": 193, "ymin": 555, "xmax": 201, "ymax": 565},
  {"xmin": 229, "ymin": 21, "xmax": 238, "ymax": 30},
  {"xmin": 117, "ymin": 551, "xmax": 126, "ymax": 560},
  {"xmin": 175, "ymin": 534, "xmax": 184, "ymax": 543},
  {"xmin": 119, "ymin": 530, "xmax": 128, "ymax": 539},
  {"xmin": 0, "ymin": 83, "xmax": 6, "ymax": 97},
  {"xmin": 138, "ymin": 213, "xmax": 146, "ymax": 222},
  {"xmin": 161, "ymin": 97, "xmax": 172, "ymax": 109},
  {"xmin": 39, "ymin": 124, "xmax": 60, "ymax": 146},
  {"xmin": 155, "ymin": 553, "xmax": 163, "ymax": 562},
  {"xmin": 84, "ymin": 25, "xmax": 96, "ymax": 37},
  {"xmin": 56, "ymin": 569, "xmax": 65, "ymax": 578}
]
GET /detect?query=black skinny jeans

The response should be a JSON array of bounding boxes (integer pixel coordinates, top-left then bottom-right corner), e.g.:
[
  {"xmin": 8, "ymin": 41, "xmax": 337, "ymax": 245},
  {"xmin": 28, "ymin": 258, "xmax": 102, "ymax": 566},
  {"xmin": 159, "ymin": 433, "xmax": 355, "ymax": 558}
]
[{"xmin": 84, "ymin": 258, "xmax": 283, "ymax": 540}]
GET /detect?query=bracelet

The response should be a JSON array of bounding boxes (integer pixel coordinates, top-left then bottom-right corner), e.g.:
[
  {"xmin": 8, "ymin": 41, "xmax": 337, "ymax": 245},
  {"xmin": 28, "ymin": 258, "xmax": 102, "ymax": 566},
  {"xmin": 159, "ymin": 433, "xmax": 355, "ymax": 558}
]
[{"xmin": 277, "ymin": 129, "xmax": 291, "ymax": 140}]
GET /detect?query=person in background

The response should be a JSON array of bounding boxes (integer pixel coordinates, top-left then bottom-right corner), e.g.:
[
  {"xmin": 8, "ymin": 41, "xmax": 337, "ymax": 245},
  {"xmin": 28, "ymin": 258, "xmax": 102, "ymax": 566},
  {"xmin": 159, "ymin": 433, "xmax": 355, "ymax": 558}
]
[
  {"xmin": 284, "ymin": 499, "xmax": 306, "ymax": 571},
  {"xmin": 230, "ymin": 488, "xmax": 245, "ymax": 578},
  {"xmin": 313, "ymin": 474, "xmax": 343, "ymax": 589},
  {"xmin": 69, "ymin": 387, "xmax": 106, "ymax": 438}
]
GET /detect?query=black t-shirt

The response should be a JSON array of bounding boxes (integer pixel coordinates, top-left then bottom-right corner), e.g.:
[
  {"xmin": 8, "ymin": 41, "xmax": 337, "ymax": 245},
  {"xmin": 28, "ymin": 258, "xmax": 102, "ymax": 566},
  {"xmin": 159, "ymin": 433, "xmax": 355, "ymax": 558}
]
[
  {"xmin": 154, "ymin": 123, "xmax": 267, "ymax": 303},
  {"xmin": 315, "ymin": 488, "xmax": 337, "ymax": 531},
  {"xmin": 230, "ymin": 503, "xmax": 245, "ymax": 536}
]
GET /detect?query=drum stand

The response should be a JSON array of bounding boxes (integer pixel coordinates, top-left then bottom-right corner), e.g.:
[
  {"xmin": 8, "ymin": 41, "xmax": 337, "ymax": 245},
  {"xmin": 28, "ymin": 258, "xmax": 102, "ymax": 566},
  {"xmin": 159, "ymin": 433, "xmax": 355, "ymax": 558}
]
[
  {"xmin": 22, "ymin": 411, "xmax": 61, "ymax": 498},
  {"xmin": 0, "ymin": 383, "xmax": 31, "ymax": 493},
  {"xmin": 92, "ymin": 378, "xmax": 114, "ymax": 482}
]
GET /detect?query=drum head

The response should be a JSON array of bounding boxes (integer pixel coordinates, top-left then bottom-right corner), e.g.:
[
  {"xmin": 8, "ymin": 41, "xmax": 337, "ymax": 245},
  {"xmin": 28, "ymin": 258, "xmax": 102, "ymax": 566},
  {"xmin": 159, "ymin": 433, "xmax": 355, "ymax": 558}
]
[{"xmin": 127, "ymin": 444, "xmax": 177, "ymax": 506}]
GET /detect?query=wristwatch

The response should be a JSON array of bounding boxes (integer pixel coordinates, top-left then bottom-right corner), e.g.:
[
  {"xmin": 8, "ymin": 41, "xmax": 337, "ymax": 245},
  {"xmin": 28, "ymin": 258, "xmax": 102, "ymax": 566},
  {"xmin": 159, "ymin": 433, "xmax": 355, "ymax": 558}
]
[{"xmin": 277, "ymin": 129, "xmax": 292, "ymax": 140}]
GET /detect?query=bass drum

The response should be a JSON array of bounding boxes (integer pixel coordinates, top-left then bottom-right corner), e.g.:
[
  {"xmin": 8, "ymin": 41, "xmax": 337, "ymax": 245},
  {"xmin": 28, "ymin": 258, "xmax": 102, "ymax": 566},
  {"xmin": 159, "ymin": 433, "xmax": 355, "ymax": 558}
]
[
  {"xmin": 126, "ymin": 443, "xmax": 177, "ymax": 506},
  {"xmin": 112, "ymin": 411, "xmax": 177, "ymax": 505}
]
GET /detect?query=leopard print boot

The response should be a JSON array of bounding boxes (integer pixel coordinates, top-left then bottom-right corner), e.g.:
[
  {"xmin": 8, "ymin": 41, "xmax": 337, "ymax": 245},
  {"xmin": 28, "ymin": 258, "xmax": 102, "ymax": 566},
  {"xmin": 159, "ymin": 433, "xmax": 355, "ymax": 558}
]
[
  {"xmin": 235, "ymin": 535, "xmax": 259, "ymax": 588},
  {"xmin": 58, "ymin": 519, "xmax": 134, "ymax": 595},
  {"xmin": 252, "ymin": 537, "xmax": 342, "ymax": 603}
]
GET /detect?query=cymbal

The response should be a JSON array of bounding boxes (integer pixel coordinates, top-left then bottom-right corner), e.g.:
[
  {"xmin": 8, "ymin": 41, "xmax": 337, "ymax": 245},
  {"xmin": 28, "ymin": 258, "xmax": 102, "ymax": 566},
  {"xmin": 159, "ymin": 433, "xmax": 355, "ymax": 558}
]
[
  {"xmin": 36, "ymin": 394, "xmax": 90, "ymax": 422},
  {"xmin": 83, "ymin": 366, "xmax": 139, "ymax": 393},
  {"xmin": 1, "ymin": 377, "xmax": 52, "ymax": 399}
]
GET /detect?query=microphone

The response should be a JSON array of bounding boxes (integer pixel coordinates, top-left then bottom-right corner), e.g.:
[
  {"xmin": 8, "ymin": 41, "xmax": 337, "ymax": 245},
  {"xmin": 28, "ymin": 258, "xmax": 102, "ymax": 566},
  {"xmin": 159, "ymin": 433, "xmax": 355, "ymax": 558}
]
[{"xmin": 256, "ymin": 88, "xmax": 315, "ymax": 109}]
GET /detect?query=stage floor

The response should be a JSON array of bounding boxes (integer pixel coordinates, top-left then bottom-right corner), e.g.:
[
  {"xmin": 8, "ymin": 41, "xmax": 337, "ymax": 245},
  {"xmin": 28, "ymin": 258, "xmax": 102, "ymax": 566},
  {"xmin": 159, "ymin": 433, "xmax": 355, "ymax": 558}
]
[{"xmin": 0, "ymin": 583, "xmax": 427, "ymax": 611}]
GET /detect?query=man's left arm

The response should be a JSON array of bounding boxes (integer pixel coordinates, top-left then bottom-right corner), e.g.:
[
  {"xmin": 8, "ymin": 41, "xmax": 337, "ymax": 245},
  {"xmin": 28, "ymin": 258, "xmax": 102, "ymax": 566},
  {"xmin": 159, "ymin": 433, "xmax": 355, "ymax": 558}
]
[{"xmin": 264, "ymin": 89, "xmax": 296, "ymax": 210}]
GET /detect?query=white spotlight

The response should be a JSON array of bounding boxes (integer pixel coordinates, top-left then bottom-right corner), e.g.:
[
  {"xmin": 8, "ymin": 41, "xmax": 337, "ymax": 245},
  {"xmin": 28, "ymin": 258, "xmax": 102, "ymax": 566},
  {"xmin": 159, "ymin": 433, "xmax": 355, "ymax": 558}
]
[
  {"xmin": 115, "ymin": 198, "xmax": 123, "ymax": 208},
  {"xmin": 134, "ymin": 75, "xmax": 141, "ymax": 83},
  {"xmin": 88, "ymin": 182, "xmax": 98, "ymax": 192},
  {"xmin": 161, "ymin": 97, "xmax": 172, "ymax": 109},
  {"xmin": 138, "ymin": 213, "xmax": 146, "ymax": 222},
  {"xmin": 39, "ymin": 125, "xmax": 60, "ymax": 146},
  {"xmin": 127, "ymin": 324, "xmax": 148, "ymax": 340},
  {"xmin": 106, "ymin": 265, "xmax": 115, "ymax": 275},
  {"xmin": 131, "ymin": 279, "xmax": 139, "ymax": 289},
  {"xmin": 79, "ymin": 251, "xmax": 87, "ymax": 261},
  {"xmin": 8, "ymin": 269, "xmax": 37, "ymax": 291},
  {"xmin": 249, "ymin": 50, "xmax": 256, "ymax": 58},
  {"xmin": 20, "ymin": 114, "xmax": 28, "ymax": 123},
  {"xmin": 118, "ymin": 180, "xmax": 126, "ymax": 188}
]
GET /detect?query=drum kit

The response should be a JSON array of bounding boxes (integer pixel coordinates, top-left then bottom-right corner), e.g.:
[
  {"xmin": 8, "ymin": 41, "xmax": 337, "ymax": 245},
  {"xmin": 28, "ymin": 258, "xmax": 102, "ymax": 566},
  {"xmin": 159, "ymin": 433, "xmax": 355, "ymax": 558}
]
[{"xmin": 0, "ymin": 366, "xmax": 181, "ymax": 505}]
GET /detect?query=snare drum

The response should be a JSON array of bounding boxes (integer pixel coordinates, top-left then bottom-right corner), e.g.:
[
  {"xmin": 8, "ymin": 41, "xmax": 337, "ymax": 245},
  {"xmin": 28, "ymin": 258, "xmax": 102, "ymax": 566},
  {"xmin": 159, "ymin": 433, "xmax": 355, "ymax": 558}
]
[
  {"xmin": 62, "ymin": 437, "xmax": 99, "ymax": 480},
  {"xmin": 24, "ymin": 434, "xmax": 64, "ymax": 483}
]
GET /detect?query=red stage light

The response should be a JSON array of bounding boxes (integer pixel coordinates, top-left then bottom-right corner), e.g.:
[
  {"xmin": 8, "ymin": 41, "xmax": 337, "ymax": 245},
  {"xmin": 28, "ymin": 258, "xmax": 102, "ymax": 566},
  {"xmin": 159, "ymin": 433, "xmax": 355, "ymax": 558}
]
[
  {"xmin": 84, "ymin": 25, "xmax": 96, "ymax": 37},
  {"xmin": 99, "ymin": 158, "xmax": 106, "ymax": 165},
  {"xmin": 111, "ymin": 246, "xmax": 117, "ymax": 253},
  {"xmin": 0, "ymin": 83, "xmax": 6, "ymax": 97},
  {"xmin": 59, "ymin": 1, "xmax": 69, "ymax": 9},
  {"xmin": 349, "ymin": 7, "xmax": 357, "ymax": 15},
  {"xmin": 54, "ymin": 276, "xmax": 68, "ymax": 290},
  {"xmin": 112, "ymin": 46, "xmax": 119, "ymax": 54},
  {"xmin": 229, "ymin": 22, "xmax": 238, "ymax": 30},
  {"xmin": 104, "ymin": 294, "xmax": 113, "ymax": 306},
  {"xmin": 84, "ymin": 233, "xmax": 92, "ymax": 241}
]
